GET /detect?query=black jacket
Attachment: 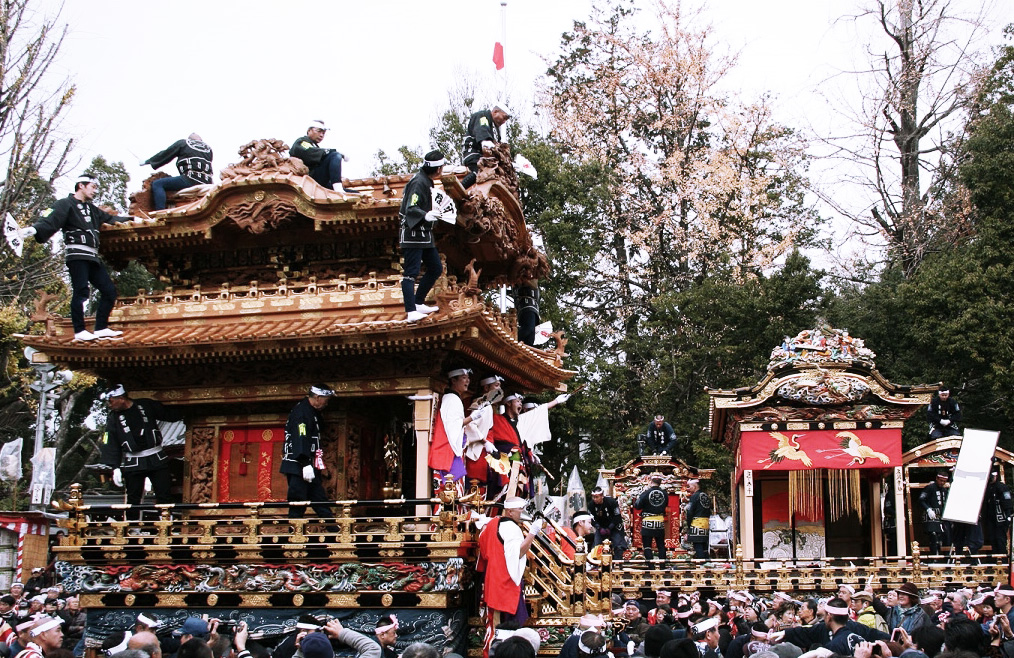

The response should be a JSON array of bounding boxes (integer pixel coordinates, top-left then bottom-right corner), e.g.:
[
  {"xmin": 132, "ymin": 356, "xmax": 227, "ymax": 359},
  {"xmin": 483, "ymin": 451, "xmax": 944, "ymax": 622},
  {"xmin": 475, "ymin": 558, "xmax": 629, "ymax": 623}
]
[
  {"xmin": 399, "ymin": 170, "xmax": 436, "ymax": 248},
  {"xmin": 588, "ymin": 495, "xmax": 623, "ymax": 534},
  {"xmin": 289, "ymin": 136, "xmax": 335, "ymax": 167},
  {"xmin": 144, "ymin": 138, "xmax": 213, "ymax": 184},
  {"xmin": 927, "ymin": 395, "xmax": 961, "ymax": 428},
  {"xmin": 634, "ymin": 485, "xmax": 668, "ymax": 516},
  {"xmin": 101, "ymin": 399, "xmax": 182, "ymax": 472},
  {"xmin": 32, "ymin": 195, "xmax": 129, "ymax": 263},
  {"xmin": 463, "ymin": 109, "xmax": 502, "ymax": 161},
  {"xmin": 281, "ymin": 398, "xmax": 325, "ymax": 476}
]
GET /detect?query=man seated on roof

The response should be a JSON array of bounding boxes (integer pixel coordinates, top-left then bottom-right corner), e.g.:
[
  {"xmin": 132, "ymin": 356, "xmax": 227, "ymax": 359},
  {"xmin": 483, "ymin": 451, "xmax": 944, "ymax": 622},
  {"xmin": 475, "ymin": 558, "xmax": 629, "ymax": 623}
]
[
  {"xmin": 461, "ymin": 102, "xmax": 512, "ymax": 189},
  {"xmin": 289, "ymin": 120, "xmax": 361, "ymax": 197},
  {"xmin": 140, "ymin": 134, "xmax": 214, "ymax": 210}
]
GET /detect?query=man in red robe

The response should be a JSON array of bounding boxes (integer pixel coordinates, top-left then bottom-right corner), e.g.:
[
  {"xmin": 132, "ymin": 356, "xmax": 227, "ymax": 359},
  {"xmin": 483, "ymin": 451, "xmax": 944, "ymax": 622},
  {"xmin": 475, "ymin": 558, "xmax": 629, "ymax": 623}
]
[{"xmin": 477, "ymin": 497, "xmax": 542, "ymax": 627}]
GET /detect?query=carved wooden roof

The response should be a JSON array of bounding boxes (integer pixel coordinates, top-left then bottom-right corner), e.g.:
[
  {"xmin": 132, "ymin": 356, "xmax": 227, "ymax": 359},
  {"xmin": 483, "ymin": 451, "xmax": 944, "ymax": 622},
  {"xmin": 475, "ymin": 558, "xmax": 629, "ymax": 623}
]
[
  {"xmin": 18, "ymin": 275, "xmax": 574, "ymax": 401},
  {"xmin": 706, "ymin": 327, "xmax": 938, "ymax": 447},
  {"xmin": 108, "ymin": 139, "xmax": 547, "ymax": 288}
]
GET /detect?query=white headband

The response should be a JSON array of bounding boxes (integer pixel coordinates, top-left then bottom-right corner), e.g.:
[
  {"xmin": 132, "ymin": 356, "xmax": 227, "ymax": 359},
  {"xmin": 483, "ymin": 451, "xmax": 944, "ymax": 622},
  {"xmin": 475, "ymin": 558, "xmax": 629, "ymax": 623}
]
[
  {"xmin": 839, "ymin": 584, "xmax": 856, "ymax": 595},
  {"xmin": 824, "ymin": 604, "xmax": 850, "ymax": 616},
  {"xmin": 106, "ymin": 384, "xmax": 127, "ymax": 398},
  {"xmin": 296, "ymin": 622, "xmax": 323, "ymax": 631},
  {"xmin": 693, "ymin": 618, "xmax": 719, "ymax": 634},
  {"xmin": 424, "ymin": 156, "xmax": 446, "ymax": 167},
  {"xmin": 504, "ymin": 497, "xmax": 526, "ymax": 509},
  {"xmin": 687, "ymin": 479, "xmax": 700, "ymax": 486},
  {"xmin": 657, "ymin": 590, "xmax": 672, "ymax": 597},
  {"xmin": 751, "ymin": 629, "xmax": 770, "ymax": 639},
  {"xmin": 479, "ymin": 376, "xmax": 502, "ymax": 386},
  {"xmin": 31, "ymin": 618, "xmax": 62, "ymax": 636},
  {"xmin": 376, "ymin": 615, "xmax": 398, "ymax": 635},
  {"xmin": 447, "ymin": 368, "xmax": 470, "ymax": 379},
  {"xmin": 137, "ymin": 613, "xmax": 161, "ymax": 628},
  {"xmin": 572, "ymin": 513, "xmax": 593, "ymax": 524},
  {"xmin": 310, "ymin": 385, "xmax": 334, "ymax": 397},
  {"xmin": 504, "ymin": 393, "xmax": 521, "ymax": 402}
]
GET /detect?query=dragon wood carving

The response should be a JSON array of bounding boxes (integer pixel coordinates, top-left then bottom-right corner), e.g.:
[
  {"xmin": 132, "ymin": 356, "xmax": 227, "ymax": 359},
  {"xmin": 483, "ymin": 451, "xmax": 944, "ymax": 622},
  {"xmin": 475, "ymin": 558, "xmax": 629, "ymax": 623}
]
[{"xmin": 220, "ymin": 139, "xmax": 309, "ymax": 182}]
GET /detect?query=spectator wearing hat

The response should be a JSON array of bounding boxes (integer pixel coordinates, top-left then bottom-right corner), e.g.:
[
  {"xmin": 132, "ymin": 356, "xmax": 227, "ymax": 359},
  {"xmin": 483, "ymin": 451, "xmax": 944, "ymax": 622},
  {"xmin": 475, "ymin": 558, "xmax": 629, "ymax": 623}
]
[
  {"xmin": 983, "ymin": 467, "xmax": 1013, "ymax": 554},
  {"xmin": 140, "ymin": 134, "xmax": 214, "ymax": 210},
  {"xmin": 399, "ymin": 150, "xmax": 447, "ymax": 323},
  {"xmin": 8, "ymin": 582, "xmax": 24, "ymax": 603},
  {"xmin": 296, "ymin": 619, "xmax": 379, "ymax": 658},
  {"xmin": 927, "ymin": 387, "xmax": 961, "ymax": 439},
  {"xmin": 589, "ymin": 487, "xmax": 627, "ymax": 559},
  {"xmin": 281, "ymin": 384, "xmax": 337, "ymax": 519},
  {"xmin": 100, "ymin": 385, "xmax": 183, "ymax": 516},
  {"xmin": 874, "ymin": 583, "xmax": 930, "ymax": 633},
  {"xmin": 374, "ymin": 616, "xmax": 397, "ymax": 658},
  {"xmin": 852, "ymin": 591, "xmax": 887, "ymax": 633},
  {"xmin": 634, "ymin": 474, "xmax": 669, "ymax": 562},
  {"xmin": 17, "ymin": 174, "xmax": 139, "ymax": 341},
  {"xmin": 477, "ymin": 496, "xmax": 543, "ymax": 626},
  {"xmin": 461, "ymin": 103, "xmax": 511, "ymax": 189},
  {"xmin": 643, "ymin": 416, "xmax": 679, "ymax": 456},
  {"xmin": 918, "ymin": 471, "xmax": 951, "ymax": 555},
  {"xmin": 173, "ymin": 617, "xmax": 209, "ymax": 645},
  {"xmin": 289, "ymin": 121, "xmax": 360, "ymax": 197},
  {"xmin": 10, "ymin": 618, "xmax": 37, "ymax": 656}
]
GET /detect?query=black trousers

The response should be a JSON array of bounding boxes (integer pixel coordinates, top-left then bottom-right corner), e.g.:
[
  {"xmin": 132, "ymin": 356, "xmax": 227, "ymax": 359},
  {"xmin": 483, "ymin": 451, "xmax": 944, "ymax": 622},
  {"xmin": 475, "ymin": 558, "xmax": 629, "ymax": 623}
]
[
  {"xmin": 66, "ymin": 259, "xmax": 117, "ymax": 333},
  {"xmin": 285, "ymin": 473, "xmax": 333, "ymax": 519},
  {"xmin": 124, "ymin": 468, "xmax": 172, "ymax": 521},
  {"xmin": 985, "ymin": 520, "xmax": 1010, "ymax": 554},
  {"xmin": 401, "ymin": 247, "xmax": 442, "ymax": 312},
  {"xmin": 642, "ymin": 525, "xmax": 666, "ymax": 561}
]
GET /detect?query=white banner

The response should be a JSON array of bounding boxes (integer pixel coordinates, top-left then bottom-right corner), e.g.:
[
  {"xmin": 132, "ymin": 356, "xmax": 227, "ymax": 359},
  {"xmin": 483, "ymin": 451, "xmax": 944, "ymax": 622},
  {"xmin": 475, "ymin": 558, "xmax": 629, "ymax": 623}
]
[
  {"xmin": 0, "ymin": 439, "xmax": 23, "ymax": 482},
  {"xmin": 4, "ymin": 213, "xmax": 23, "ymax": 257},
  {"xmin": 942, "ymin": 428, "xmax": 1000, "ymax": 524}
]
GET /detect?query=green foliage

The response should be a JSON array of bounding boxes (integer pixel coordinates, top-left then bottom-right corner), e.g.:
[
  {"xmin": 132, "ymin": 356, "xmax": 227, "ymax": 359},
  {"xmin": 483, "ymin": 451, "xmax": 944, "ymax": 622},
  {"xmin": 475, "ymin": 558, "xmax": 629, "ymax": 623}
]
[{"xmin": 84, "ymin": 155, "xmax": 129, "ymax": 213}]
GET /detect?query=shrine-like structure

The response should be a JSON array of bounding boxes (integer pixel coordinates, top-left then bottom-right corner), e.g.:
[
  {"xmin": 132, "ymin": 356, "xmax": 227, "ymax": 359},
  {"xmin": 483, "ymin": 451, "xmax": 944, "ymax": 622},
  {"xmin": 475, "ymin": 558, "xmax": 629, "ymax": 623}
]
[{"xmin": 19, "ymin": 139, "xmax": 575, "ymax": 653}]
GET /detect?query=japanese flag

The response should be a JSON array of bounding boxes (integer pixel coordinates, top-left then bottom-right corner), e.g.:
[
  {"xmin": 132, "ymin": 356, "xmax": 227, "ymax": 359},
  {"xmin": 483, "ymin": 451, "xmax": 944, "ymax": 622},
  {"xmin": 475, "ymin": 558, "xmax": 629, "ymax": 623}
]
[{"xmin": 4, "ymin": 213, "xmax": 23, "ymax": 257}]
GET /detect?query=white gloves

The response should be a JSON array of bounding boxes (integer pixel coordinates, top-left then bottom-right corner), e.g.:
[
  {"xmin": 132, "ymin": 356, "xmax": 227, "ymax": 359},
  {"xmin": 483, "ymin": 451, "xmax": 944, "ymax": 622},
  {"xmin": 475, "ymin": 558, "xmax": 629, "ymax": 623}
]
[
  {"xmin": 132, "ymin": 217, "xmax": 145, "ymax": 224},
  {"xmin": 483, "ymin": 440, "xmax": 497, "ymax": 454},
  {"xmin": 926, "ymin": 509, "xmax": 937, "ymax": 521},
  {"xmin": 424, "ymin": 210, "xmax": 441, "ymax": 223},
  {"xmin": 112, "ymin": 468, "xmax": 123, "ymax": 487},
  {"xmin": 19, "ymin": 226, "xmax": 36, "ymax": 239},
  {"xmin": 481, "ymin": 140, "xmax": 495, "ymax": 152},
  {"xmin": 554, "ymin": 393, "xmax": 571, "ymax": 405},
  {"xmin": 302, "ymin": 464, "xmax": 315, "ymax": 482},
  {"xmin": 342, "ymin": 153, "xmax": 349, "ymax": 163},
  {"xmin": 940, "ymin": 419, "xmax": 951, "ymax": 426},
  {"xmin": 139, "ymin": 159, "xmax": 148, "ymax": 167},
  {"xmin": 530, "ymin": 518, "xmax": 544, "ymax": 534},
  {"xmin": 469, "ymin": 408, "xmax": 484, "ymax": 423}
]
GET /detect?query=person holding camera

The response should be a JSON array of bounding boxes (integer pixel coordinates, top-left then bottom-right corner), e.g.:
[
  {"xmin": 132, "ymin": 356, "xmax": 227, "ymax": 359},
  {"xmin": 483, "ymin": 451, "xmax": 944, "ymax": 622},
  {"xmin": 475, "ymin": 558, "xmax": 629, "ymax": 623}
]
[{"xmin": 294, "ymin": 620, "xmax": 379, "ymax": 658}]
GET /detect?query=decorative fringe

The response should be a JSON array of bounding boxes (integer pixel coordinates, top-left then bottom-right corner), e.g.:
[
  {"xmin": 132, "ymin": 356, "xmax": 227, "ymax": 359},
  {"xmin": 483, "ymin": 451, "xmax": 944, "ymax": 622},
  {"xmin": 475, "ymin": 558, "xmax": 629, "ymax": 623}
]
[
  {"xmin": 789, "ymin": 469, "xmax": 823, "ymax": 521},
  {"xmin": 827, "ymin": 469, "xmax": 862, "ymax": 522}
]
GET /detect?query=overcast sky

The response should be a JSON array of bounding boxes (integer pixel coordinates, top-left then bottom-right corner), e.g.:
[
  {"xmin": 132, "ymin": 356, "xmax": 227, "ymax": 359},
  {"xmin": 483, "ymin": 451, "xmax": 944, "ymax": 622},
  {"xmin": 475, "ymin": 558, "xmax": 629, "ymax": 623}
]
[{"xmin": 39, "ymin": 0, "xmax": 1014, "ymax": 262}]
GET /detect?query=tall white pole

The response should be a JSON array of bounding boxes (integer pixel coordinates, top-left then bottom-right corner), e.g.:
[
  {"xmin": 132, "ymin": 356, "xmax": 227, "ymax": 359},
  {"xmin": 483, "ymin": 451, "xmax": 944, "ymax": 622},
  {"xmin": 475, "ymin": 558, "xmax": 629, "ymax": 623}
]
[{"xmin": 500, "ymin": 1, "xmax": 508, "ymax": 96}]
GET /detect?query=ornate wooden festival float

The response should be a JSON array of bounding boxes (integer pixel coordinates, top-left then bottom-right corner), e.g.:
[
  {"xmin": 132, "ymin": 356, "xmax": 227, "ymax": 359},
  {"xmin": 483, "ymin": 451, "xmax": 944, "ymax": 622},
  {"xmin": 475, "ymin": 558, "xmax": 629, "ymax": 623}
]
[
  {"xmin": 18, "ymin": 139, "xmax": 576, "ymax": 654},
  {"xmin": 706, "ymin": 326, "xmax": 1013, "ymax": 591}
]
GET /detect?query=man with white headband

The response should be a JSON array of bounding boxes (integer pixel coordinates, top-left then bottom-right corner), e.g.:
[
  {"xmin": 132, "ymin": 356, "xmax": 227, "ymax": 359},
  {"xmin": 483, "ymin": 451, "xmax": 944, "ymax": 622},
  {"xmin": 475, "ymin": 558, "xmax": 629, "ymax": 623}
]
[
  {"xmin": 822, "ymin": 598, "xmax": 866, "ymax": 655},
  {"xmin": 461, "ymin": 102, "xmax": 511, "ymax": 189},
  {"xmin": 374, "ymin": 615, "xmax": 397, "ymax": 658},
  {"xmin": 289, "ymin": 120, "xmax": 361, "ymax": 197},
  {"xmin": 280, "ymin": 384, "xmax": 336, "ymax": 519},
  {"xmin": 477, "ymin": 496, "xmax": 543, "ymax": 626},
  {"xmin": 561, "ymin": 511, "xmax": 596, "ymax": 560},
  {"xmin": 100, "ymin": 384, "xmax": 183, "ymax": 515},
  {"xmin": 18, "ymin": 174, "xmax": 139, "ymax": 341},
  {"xmin": 429, "ymin": 368, "xmax": 484, "ymax": 486},
  {"xmin": 634, "ymin": 474, "xmax": 669, "ymax": 562},
  {"xmin": 399, "ymin": 150, "xmax": 447, "ymax": 322},
  {"xmin": 16, "ymin": 616, "xmax": 62, "ymax": 658},
  {"xmin": 691, "ymin": 617, "xmax": 721, "ymax": 658}
]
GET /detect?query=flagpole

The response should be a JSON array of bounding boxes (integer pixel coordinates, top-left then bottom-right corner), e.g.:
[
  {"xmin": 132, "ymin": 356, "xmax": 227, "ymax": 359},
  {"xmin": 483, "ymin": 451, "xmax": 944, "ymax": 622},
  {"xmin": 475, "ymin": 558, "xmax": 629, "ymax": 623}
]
[{"xmin": 500, "ymin": 1, "xmax": 507, "ymax": 95}]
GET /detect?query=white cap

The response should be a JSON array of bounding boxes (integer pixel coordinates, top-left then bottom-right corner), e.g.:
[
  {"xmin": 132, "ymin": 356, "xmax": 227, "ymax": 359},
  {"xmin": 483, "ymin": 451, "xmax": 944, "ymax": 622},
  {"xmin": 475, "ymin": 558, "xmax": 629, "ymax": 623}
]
[
  {"xmin": 309, "ymin": 120, "xmax": 327, "ymax": 131},
  {"xmin": 692, "ymin": 618, "xmax": 719, "ymax": 635}
]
